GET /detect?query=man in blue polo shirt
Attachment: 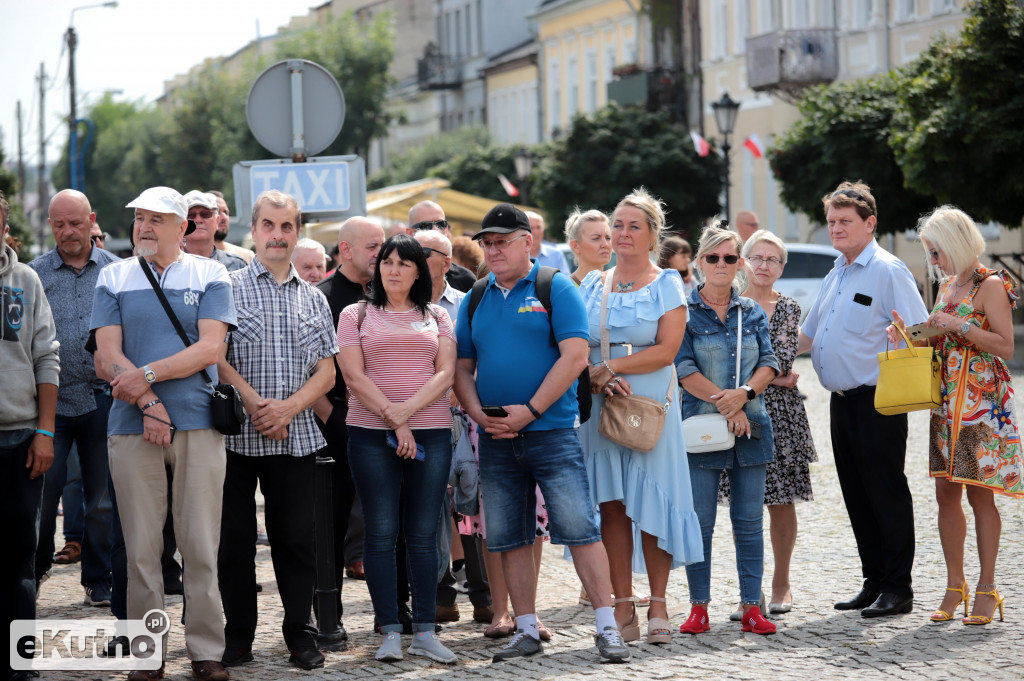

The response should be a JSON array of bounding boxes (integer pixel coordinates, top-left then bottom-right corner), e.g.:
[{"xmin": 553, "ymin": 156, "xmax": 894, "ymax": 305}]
[{"xmin": 453, "ymin": 203, "xmax": 628, "ymax": 664}]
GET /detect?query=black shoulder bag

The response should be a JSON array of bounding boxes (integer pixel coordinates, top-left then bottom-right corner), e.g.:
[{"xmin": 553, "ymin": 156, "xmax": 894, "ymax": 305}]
[{"xmin": 137, "ymin": 256, "xmax": 245, "ymax": 435}]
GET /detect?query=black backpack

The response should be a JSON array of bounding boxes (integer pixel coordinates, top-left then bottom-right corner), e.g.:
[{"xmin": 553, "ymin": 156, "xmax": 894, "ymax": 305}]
[{"xmin": 466, "ymin": 266, "xmax": 592, "ymax": 424}]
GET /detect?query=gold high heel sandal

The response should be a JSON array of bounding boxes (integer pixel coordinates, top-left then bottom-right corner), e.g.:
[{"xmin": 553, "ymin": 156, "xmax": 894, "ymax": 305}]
[
  {"xmin": 963, "ymin": 584, "xmax": 1004, "ymax": 625},
  {"xmin": 930, "ymin": 581, "xmax": 969, "ymax": 622},
  {"xmin": 646, "ymin": 596, "xmax": 672, "ymax": 645},
  {"xmin": 613, "ymin": 597, "xmax": 640, "ymax": 642}
]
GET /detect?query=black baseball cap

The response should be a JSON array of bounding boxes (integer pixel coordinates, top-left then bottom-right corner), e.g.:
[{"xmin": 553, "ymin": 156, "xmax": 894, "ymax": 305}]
[{"xmin": 473, "ymin": 203, "xmax": 530, "ymax": 239}]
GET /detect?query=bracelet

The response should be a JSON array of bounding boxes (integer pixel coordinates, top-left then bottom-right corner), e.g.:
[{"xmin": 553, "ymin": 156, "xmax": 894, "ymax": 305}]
[
  {"xmin": 35, "ymin": 428, "xmax": 54, "ymax": 438},
  {"xmin": 526, "ymin": 402, "xmax": 542, "ymax": 420},
  {"xmin": 140, "ymin": 399, "xmax": 162, "ymax": 412},
  {"xmin": 601, "ymin": 360, "xmax": 617, "ymax": 376}
]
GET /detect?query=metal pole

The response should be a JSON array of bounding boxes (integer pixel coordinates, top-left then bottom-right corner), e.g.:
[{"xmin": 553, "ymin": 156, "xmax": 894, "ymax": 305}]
[
  {"xmin": 37, "ymin": 63, "xmax": 48, "ymax": 251},
  {"xmin": 313, "ymin": 455, "xmax": 346, "ymax": 650},
  {"xmin": 16, "ymin": 101, "xmax": 26, "ymax": 209},
  {"xmin": 288, "ymin": 60, "xmax": 307, "ymax": 163},
  {"xmin": 68, "ymin": 26, "xmax": 79, "ymax": 191},
  {"xmin": 722, "ymin": 134, "xmax": 731, "ymax": 222}
]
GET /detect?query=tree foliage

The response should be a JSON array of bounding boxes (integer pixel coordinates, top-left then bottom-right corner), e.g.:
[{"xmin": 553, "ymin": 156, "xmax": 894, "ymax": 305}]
[
  {"xmin": 769, "ymin": 76, "xmax": 936, "ymax": 234},
  {"xmin": 531, "ymin": 105, "xmax": 722, "ymax": 237},
  {"xmin": 368, "ymin": 126, "xmax": 492, "ymax": 189},
  {"xmin": 891, "ymin": 0, "xmax": 1024, "ymax": 226},
  {"xmin": 0, "ymin": 135, "xmax": 31, "ymax": 252},
  {"xmin": 429, "ymin": 142, "xmax": 546, "ymax": 205}
]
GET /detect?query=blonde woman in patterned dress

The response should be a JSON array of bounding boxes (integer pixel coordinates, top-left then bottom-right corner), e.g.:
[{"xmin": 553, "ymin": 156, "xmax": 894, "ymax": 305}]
[{"xmin": 889, "ymin": 206, "xmax": 1023, "ymax": 627}]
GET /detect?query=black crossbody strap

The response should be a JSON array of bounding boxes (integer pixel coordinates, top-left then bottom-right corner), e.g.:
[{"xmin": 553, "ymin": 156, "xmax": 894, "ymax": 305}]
[{"xmin": 137, "ymin": 256, "xmax": 214, "ymax": 386}]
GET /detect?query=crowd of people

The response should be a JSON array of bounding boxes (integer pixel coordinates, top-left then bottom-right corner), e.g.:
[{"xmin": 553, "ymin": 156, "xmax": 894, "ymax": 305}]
[{"xmin": 2, "ymin": 177, "xmax": 1021, "ymax": 681}]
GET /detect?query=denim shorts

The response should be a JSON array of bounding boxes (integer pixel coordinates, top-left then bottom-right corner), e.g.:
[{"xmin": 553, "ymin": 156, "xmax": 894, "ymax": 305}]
[{"xmin": 478, "ymin": 428, "xmax": 601, "ymax": 552}]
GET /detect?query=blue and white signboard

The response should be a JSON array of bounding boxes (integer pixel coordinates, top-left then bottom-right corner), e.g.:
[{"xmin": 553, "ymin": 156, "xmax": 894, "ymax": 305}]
[{"xmin": 233, "ymin": 155, "xmax": 366, "ymax": 223}]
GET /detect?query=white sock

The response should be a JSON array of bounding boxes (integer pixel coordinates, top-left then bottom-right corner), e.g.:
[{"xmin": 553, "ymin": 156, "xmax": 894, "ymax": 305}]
[
  {"xmin": 515, "ymin": 614, "xmax": 540, "ymax": 640},
  {"xmin": 594, "ymin": 606, "xmax": 616, "ymax": 633}
]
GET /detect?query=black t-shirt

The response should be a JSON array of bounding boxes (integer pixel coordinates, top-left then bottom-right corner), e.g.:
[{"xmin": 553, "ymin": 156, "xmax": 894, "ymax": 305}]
[{"xmin": 316, "ymin": 270, "xmax": 366, "ymax": 409}]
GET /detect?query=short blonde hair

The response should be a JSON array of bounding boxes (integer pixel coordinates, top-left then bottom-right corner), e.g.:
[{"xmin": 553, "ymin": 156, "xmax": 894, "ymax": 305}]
[
  {"xmin": 741, "ymin": 229, "xmax": 788, "ymax": 264},
  {"xmin": 695, "ymin": 221, "xmax": 744, "ymax": 290},
  {"xmin": 564, "ymin": 208, "xmax": 610, "ymax": 244},
  {"xmin": 612, "ymin": 187, "xmax": 666, "ymax": 252},
  {"xmin": 917, "ymin": 205, "xmax": 986, "ymax": 282}
]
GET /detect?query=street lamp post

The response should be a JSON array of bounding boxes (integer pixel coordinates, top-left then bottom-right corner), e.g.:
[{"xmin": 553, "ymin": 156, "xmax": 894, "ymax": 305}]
[
  {"xmin": 711, "ymin": 91, "xmax": 741, "ymax": 223},
  {"xmin": 513, "ymin": 146, "xmax": 533, "ymax": 206},
  {"xmin": 67, "ymin": 2, "xmax": 118, "ymax": 191}
]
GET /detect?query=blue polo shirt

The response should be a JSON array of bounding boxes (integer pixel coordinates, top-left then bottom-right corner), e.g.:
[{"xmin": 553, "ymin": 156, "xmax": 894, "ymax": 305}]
[{"xmin": 456, "ymin": 260, "xmax": 588, "ymax": 431}]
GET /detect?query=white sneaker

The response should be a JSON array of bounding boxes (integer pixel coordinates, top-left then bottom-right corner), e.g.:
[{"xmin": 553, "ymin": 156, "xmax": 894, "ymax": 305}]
[
  {"xmin": 407, "ymin": 632, "xmax": 457, "ymax": 664},
  {"xmin": 375, "ymin": 632, "xmax": 403, "ymax": 662}
]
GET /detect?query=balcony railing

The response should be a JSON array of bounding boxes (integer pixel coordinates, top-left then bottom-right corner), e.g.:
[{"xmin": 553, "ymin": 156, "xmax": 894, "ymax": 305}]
[
  {"xmin": 417, "ymin": 43, "xmax": 462, "ymax": 91},
  {"xmin": 746, "ymin": 29, "xmax": 838, "ymax": 97}
]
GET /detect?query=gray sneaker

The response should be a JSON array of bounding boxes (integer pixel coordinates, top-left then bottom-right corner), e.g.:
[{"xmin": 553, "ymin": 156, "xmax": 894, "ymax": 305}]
[
  {"xmin": 491, "ymin": 632, "xmax": 543, "ymax": 663},
  {"xmin": 407, "ymin": 632, "xmax": 457, "ymax": 664},
  {"xmin": 594, "ymin": 626, "xmax": 630, "ymax": 663},
  {"xmin": 375, "ymin": 632, "xmax": 403, "ymax": 662}
]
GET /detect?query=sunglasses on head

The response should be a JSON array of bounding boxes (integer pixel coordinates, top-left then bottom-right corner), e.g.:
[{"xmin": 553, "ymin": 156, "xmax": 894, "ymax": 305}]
[
  {"xmin": 410, "ymin": 219, "xmax": 449, "ymax": 231},
  {"xmin": 704, "ymin": 254, "xmax": 739, "ymax": 264}
]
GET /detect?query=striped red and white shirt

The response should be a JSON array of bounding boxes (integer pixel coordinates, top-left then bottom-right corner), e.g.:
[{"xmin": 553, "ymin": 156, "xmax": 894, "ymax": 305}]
[{"xmin": 337, "ymin": 302, "xmax": 454, "ymax": 429}]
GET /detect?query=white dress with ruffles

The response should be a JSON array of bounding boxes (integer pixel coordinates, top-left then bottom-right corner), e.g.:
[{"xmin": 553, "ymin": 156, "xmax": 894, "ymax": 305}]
[{"xmin": 578, "ymin": 268, "xmax": 704, "ymax": 571}]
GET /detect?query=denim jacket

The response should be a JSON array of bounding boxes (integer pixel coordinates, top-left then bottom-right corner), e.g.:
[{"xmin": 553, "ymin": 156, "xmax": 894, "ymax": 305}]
[{"xmin": 675, "ymin": 286, "xmax": 779, "ymax": 467}]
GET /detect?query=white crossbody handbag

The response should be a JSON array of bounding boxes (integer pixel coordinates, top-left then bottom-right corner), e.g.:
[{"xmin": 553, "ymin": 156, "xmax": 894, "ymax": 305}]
[{"xmin": 681, "ymin": 303, "xmax": 742, "ymax": 453}]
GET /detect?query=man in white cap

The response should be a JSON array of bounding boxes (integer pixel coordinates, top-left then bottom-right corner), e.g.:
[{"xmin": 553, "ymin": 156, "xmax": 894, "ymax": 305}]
[
  {"xmin": 183, "ymin": 190, "xmax": 246, "ymax": 272},
  {"xmin": 91, "ymin": 186, "xmax": 237, "ymax": 681}
]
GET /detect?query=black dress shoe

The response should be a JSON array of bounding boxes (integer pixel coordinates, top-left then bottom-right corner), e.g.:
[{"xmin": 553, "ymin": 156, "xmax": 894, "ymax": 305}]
[
  {"xmin": 221, "ymin": 646, "xmax": 254, "ymax": 667},
  {"xmin": 835, "ymin": 586, "xmax": 880, "ymax": 610},
  {"xmin": 862, "ymin": 592, "xmax": 913, "ymax": 618},
  {"xmin": 289, "ymin": 648, "xmax": 326, "ymax": 670}
]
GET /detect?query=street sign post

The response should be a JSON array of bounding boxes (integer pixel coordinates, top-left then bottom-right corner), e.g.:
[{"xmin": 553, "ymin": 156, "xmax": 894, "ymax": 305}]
[{"xmin": 232, "ymin": 156, "xmax": 366, "ymax": 222}]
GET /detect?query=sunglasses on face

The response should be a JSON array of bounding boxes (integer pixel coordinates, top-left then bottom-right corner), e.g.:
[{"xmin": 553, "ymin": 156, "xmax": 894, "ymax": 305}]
[
  {"xmin": 422, "ymin": 246, "xmax": 447, "ymax": 258},
  {"xmin": 410, "ymin": 219, "xmax": 449, "ymax": 231},
  {"xmin": 704, "ymin": 254, "xmax": 739, "ymax": 265},
  {"xmin": 188, "ymin": 209, "xmax": 217, "ymax": 220}
]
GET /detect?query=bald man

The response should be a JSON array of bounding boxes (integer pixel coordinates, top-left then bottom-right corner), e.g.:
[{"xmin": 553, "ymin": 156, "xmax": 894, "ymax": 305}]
[
  {"xmin": 30, "ymin": 189, "xmax": 120, "ymax": 606},
  {"xmin": 735, "ymin": 211, "xmax": 760, "ymax": 243},
  {"xmin": 312, "ymin": 217, "xmax": 384, "ymax": 637},
  {"xmin": 525, "ymin": 211, "xmax": 570, "ymax": 274},
  {"xmin": 408, "ymin": 200, "xmax": 476, "ymax": 292}
]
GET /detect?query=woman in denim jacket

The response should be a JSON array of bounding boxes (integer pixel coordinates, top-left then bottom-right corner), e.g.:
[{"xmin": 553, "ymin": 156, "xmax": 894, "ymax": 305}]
[{"xmin": 674, "ymin": 225, "xmax": 779, "ymax": 636}]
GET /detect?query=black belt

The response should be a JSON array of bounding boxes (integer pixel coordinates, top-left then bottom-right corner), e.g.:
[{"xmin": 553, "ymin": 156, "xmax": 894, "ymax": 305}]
[{"xmin": 833, "ymin": 384, "xmax": 874, "ymax": 397}]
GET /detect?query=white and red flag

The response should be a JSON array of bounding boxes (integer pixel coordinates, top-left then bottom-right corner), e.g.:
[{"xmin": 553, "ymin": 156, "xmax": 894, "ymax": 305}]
[
  {"xmin": 497, "ymin": 173, "xmax": 519, "ymax": 198},
  {"xmin": 743, "ymin": 133, "xmax": 765, "ymax": 158},
  {"xmin": 689, "ymin": 130, "xmax": 711, "ymax": 157}
]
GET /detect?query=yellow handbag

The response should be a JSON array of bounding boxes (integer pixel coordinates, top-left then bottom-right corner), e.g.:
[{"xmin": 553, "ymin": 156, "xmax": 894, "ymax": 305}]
[{"xmin": 874, "ymin": 325, "xmax": 942, "ymax": 415}]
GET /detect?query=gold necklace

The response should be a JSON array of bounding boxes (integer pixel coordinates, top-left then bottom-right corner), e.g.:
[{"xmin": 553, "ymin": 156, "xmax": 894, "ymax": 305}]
[{"xmin": 700, "ymin": 289, "xmax": 731, "ymax": 306}]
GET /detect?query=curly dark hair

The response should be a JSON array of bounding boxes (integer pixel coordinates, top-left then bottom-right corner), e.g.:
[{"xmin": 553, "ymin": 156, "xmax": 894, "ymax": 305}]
[{"xmin": 369, "ymin": 234, "xmax": 433, "ymax": 315}]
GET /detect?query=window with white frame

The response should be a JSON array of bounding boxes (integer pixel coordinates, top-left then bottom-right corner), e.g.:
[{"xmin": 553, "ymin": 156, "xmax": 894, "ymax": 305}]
[
  {"xmin": 585, "ymin": 50, "xmax": 598, "ymax": 111},
  {"xmin": 820, "ymin": 0, "xmax": 836, "ymax": 26},
  {"xmin": 853, "ymin": 0, "xmax": 873, "ymax": 28},
  {"xmin": 735, "ymin": 0, "xmax": 750, "ymax": 54},
  {"xmin": 790, "ymin": 0, "xmax": 810, "ymax": 28},
  {"xmin": 567, "ymin": 55, "xmax": 579, "ymax": 118},
  {"xmin": 896, "ymin": 0, "xmax": 916, "ymax": 20},
  {"xmin": 455, "ymin": 8, "xmax": 462, "ymax": 58},
  {"xmin": 445, "ymin": 12, "xmax": 452, "ymax": 55},
  {"xmin": 625, "ymin": 36, "xmax": 637, "ymax": 63},
  {"xmin": 548, "ymin": 59, "xmax": 561, "ymax": 133},
  {"xmin": 604, "ymin": 44, "xmax": 616, "ymax": 82},
  {"xmin": 465, "ymin": 3, "xmax": 473, "ymax": 56},
  {"xmin": 758, "ymin": 0, "xmax": 775, "ymax": 32},
  {"xmin": 712, "ymin": 0, "xmax": 728, "ymax": 59},
  {"xmin": 476, "ymin": 0, "xmax": 483, "ymax": 53},
  {"xmin": 930, "ymin": 0, "xmax": 955, "ymax": 14}
]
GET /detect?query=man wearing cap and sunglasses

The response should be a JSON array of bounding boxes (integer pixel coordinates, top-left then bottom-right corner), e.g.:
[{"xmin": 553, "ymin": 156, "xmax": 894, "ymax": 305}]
[
  {"xmin": 91, "ymin": 186, "xmax": 237, "ymax": 681},
  {"xmin": 184, "ymin": 191, "xmax": 247, "ymax": 273},
  {"xmin": 797, "ymin": 181, "xmax": 927, "ymax": 618},
  {"xmin": 408, "ymin": 201, "xmax": 476, "ymax": 292},
  {"xmin": 453, "ymin": 203, "xmax": 629, "ymax": 664}
]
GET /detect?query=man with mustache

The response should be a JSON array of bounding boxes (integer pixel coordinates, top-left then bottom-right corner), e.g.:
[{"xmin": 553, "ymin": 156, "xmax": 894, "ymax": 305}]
[
  {"xmin": 92, "ymin": 186, "xmax": 237, "ymax": 681},
  {"xmin": 29, "ymin": 189, "xmax": 119, "ymax": 607},
  {"xmin": 217, "ymin": 190, "xmax": 336, "ymax": 671},
  {"xmin": 184, "ymin": 191, "xmax": 247, "ymax": 272}
]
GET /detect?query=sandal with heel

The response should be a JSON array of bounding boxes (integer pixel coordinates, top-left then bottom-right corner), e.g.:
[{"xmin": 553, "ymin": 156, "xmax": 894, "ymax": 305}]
[
  {"xmin": 963, "ymin": 584, "xmax": 1004, "ymax": 625},
  {"xmin": 930, "ymin": 581, "xmax": 969, "ymax": 622},
  {"xmin": 646, "ymin": 596, "xmax": 672, "ymax": 644},
  {"xmin": 613, "ymin": 597, "xmax": 640, "ymax": 642}
]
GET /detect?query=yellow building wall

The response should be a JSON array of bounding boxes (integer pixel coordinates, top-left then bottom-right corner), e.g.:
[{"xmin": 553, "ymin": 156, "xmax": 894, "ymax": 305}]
[{"xmin": 486, "ymin": 63, "xmax": 539, "ymax": 93}]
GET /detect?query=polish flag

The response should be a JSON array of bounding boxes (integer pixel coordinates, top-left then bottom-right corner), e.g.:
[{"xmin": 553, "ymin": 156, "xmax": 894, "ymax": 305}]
[
  {"xmin": 497, "ymin": 173, "xmax": 519, "ymax": 198},
  {"xmin": 743, "ymin": 133, "xmax": 766, "ymax": 158},
  {"xmin": 689, "ymin": 130, "xmax": 711, "ymax": 157}
]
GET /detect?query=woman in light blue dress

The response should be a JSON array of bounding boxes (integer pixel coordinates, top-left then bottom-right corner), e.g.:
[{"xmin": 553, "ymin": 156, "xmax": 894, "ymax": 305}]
[{"xmin": 580, "ymin": 188, "xmax": 703, "ymax": 646}]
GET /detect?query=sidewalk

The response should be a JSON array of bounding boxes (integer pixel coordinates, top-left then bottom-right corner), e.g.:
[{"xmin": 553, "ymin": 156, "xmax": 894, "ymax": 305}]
[{"xmin": 35, "ymin": 357, "xmax": 1023, "ymax": 680}]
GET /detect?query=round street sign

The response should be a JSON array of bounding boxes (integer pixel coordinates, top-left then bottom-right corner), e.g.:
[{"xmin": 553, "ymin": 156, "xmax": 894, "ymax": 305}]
[{"xmin": 246, "ymin": 59, "xmax": 345, "ymax": 158}]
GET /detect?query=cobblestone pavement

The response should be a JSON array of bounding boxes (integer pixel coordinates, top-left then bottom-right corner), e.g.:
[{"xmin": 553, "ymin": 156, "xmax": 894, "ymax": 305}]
[{"xmin": 35, "ymin": 357, "xmax": 1023, "ymax": 680}]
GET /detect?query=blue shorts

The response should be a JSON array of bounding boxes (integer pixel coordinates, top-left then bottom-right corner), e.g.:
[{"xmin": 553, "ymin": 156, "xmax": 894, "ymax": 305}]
[{"xmin": 478, "ymin": 428, "xmax": 601, "ymax": 552}]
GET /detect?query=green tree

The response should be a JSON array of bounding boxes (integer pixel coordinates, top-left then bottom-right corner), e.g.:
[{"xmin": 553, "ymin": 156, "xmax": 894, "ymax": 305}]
[
  {"xmin": 428, "ymin": 142, "xmax": 545, "ymax": 204},
  {"xmin": 0, "ymin": 135, "xmax": 31, "ymax": 252},
  {"xmin": 368, "ymin": 127, "xmax": 492, "ymax": 189},
  {"xmin": 769, "ymin": 76, "xmax": 936, "ymax": 234},
  {"xmin": 891, "ymin": 0, "xmax": 1024, "ymax": 226},
  {"xmin": 531, "ymin": 105, "xmax": 722, "ymax": 236}
]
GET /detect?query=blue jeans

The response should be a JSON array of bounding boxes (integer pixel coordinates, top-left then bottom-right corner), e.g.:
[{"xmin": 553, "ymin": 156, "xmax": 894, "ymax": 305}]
[
  {"xmin": 478, "ymin": 428, "xmax": 601, "ymax": 552},
  {"xmin": 685, "ymin": 453, "xmax": 767, "ymax": 605},
  {"xmin": 36, "ymin": 390, "xmax": 112, "ymax": 588},
  {"xmin": 347, "ymin": 427, "xmax": 452, "ymax": 633}
]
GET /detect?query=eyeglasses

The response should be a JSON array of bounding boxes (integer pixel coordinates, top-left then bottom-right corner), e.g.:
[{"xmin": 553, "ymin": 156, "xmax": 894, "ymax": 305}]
[
  {"xmin": 410, "ymin": 219, "xmax": 449, "ymax": 232},
  {"xmin": 422, "ymin": 246, "xmax": 447, "ymax": 258},
  {"xmin": 747, "ymin": 255, "xmax": 783, "ymax": 268},
  {"xmin": 704, "ymin": 254, "xmax": 739, "ymax": 265},
  {"xmin": 479, "ymin": 234, "xmax": 527, "ymax": 251},
  {"xmin": 187, "ymin": 209, "xmax": 217, "ymax": 220}
]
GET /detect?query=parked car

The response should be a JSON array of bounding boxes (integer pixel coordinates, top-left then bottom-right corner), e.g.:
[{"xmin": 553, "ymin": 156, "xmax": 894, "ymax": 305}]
[{"xmin": 774, "ymin": 242, "xmax": 840, "ymax": 321}]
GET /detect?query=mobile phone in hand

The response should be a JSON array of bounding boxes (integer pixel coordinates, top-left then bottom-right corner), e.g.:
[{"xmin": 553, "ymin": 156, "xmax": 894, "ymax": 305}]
[
  {"xmin": 481, "ymin": 405, "xmax": 508, "ymax": 418},
  {"xmin": 748, "ymin": 420, "xmax": 762, "ymax": 440},
  {"xmin": 386, "ymin": 431, "xmax": 425, "ymax": 460}
]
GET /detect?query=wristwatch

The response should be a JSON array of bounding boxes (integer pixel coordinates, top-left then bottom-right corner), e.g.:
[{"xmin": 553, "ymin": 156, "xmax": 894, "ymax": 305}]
[
  {"xmin": 143, "ymin": 365, "xmax": 156, "ymax": 383},
  {"xmin": 740, "ymin": 384, "xmax": 756, "ymax": 401},
  {"xmin": 958, "ymin": 321, "xmax": 971, "ymax": 336}
]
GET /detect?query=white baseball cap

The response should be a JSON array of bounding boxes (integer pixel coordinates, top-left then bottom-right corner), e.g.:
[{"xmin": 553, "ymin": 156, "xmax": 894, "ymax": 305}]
[
  {"xmin": 183, "ymin": 190, "xmax": 219, "ymax": 210},
  {"xmin": 126, "ymin": 187, "xmax": 195, "ymax": 235}
]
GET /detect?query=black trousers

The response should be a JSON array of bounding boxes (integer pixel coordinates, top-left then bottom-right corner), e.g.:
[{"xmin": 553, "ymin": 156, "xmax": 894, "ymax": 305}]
[
  {"xmin": 437, "ymin": 532, "xmax": 491, "ymax": 609},
  {"xmin": 830, "ymin": 390, "xmax": 915, "ymax": 596},
  {"xmin": 219, "ymin": 451, "xmax": 317, "ymax": 651}
]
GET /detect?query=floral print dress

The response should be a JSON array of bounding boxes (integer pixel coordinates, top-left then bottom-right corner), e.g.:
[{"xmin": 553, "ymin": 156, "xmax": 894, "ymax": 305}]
[{"xmin": 929, "ymin": 268, "xmax": 1024, "ymax": 497}]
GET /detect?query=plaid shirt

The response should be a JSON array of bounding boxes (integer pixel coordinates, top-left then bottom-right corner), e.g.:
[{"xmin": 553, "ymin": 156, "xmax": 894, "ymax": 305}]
[{"xmin": 224, "ymin": 257, "xmax": 337, "ymax": 457}]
